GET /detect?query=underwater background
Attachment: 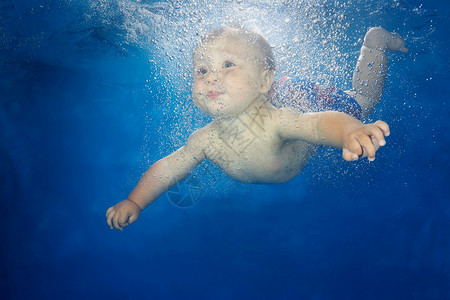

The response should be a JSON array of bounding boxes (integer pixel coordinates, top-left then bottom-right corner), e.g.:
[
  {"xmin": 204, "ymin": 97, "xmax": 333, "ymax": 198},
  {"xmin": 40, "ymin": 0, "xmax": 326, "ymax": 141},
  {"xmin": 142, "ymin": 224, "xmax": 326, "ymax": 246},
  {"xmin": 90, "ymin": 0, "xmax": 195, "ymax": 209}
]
[{"xmin": 1, "ymin": 0, "xmax": 449, "ymax": 299}]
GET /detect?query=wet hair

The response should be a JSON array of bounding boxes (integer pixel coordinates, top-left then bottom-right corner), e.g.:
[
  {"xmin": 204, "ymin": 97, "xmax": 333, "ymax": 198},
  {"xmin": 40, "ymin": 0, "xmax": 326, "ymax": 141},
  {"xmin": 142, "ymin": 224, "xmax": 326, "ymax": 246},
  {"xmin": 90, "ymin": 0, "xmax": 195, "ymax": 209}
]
[{"xmin": 198, "ymin": 26, "xmax": 276, "ymax": 71}]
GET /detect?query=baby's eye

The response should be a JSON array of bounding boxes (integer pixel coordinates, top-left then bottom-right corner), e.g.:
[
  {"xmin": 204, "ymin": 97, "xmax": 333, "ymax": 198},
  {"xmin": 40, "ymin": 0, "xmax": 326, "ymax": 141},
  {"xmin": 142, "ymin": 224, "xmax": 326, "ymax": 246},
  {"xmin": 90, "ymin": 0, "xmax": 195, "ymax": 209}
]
[
  {"xmin": 223, "ymin": 61, "xmax": 235, "ymax": 68},
  {"xmin": 196, "ymin": 67, "xmax": 208, "ymax": 76}
]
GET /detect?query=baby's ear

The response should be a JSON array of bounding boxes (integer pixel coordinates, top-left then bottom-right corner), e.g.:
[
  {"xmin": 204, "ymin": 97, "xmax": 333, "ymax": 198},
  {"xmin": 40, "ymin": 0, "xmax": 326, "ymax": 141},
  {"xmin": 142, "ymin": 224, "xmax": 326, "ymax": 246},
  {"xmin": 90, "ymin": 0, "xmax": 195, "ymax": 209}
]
[{"xmin": 260, "ymin": 69, "xmax": 275, "ymax": 93}]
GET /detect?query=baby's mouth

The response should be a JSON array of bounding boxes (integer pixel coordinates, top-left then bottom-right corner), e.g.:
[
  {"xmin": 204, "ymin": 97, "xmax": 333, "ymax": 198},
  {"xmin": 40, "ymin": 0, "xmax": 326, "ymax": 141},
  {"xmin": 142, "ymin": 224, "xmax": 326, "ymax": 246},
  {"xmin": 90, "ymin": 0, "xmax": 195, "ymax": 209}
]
[{"xmin": 207, "ymin": 91, "xmax": 222, "ymax": 100}]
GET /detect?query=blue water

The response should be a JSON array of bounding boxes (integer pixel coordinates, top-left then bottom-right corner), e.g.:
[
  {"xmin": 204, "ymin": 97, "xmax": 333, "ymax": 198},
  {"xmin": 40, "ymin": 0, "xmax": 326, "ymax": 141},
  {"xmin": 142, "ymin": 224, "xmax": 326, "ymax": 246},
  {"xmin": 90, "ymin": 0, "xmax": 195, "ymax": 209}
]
[{"xmin": 1, "ymin": 0, "xmax": 449, "ymax": 299}]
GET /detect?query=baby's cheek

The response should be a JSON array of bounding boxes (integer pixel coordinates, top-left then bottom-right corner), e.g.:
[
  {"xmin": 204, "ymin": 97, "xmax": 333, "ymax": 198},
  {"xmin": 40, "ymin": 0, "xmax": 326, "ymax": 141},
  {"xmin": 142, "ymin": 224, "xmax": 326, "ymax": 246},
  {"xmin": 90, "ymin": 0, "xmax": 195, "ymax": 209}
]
[{"xmin": 192, "ymin": 81, "xmax": 203, "ymax": 95}]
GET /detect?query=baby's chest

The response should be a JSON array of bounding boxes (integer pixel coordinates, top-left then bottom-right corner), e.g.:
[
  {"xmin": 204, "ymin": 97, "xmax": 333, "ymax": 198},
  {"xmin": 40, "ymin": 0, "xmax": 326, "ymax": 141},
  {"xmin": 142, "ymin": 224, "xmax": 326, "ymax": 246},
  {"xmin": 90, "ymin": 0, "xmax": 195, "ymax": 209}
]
[{"xmin": 204, "ymin": 131, "xmax": 284, "ymax": 182}]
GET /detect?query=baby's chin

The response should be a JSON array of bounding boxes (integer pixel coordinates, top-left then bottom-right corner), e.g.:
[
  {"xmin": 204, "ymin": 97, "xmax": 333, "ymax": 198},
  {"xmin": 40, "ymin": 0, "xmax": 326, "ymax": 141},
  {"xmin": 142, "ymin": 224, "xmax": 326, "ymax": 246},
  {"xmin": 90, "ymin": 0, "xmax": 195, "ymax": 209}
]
[{"xmin": 194, "ymin": 100, "xmax": 239, "ymax": 119}]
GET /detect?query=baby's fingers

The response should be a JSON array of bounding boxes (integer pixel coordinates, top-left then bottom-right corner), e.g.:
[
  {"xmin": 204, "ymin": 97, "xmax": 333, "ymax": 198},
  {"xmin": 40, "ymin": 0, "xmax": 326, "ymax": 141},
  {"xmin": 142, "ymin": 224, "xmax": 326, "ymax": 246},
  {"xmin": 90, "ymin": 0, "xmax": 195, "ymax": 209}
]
[
  {"xmin": 347, "ymin": 136, "xmax": 365, "ymax": 157},
  {"xmin": 345, "ymin": 133, "xmax": 376, "ymax": 161},
  {"xmin": 106, "ymin": 209, "xmax": 115, "ymax": 229},
  {"xmin": 343, "ymin": 134, "xmax": 368, "ymax": 160},
  {"xmin": 128, "ymin": 214, "xmax": 139, "ymax": 225},
  {"xmin": 112, "ymin": 213, "xmax": 125, "ymax": 231},
  {"xmin": 106, "ymin": 207, "xmax": 113, "ymax": 216},
  {"xmin": 342, "ymin": 148, "xmax": 359, "ymax": 161},
  {"xmin": 114, "ymin": 211, "xmax": 135, "ymax": 231},
  {"xmin": 356, "ymin": 135, "xmax": 377, "ymax": 161},
  {"xmin": 374, "ymin": 120, "xmax": 390, "ymax": 137},
  {"xmin": 365, "ymin": 123, "xmax": 388, "ymax": 148}
]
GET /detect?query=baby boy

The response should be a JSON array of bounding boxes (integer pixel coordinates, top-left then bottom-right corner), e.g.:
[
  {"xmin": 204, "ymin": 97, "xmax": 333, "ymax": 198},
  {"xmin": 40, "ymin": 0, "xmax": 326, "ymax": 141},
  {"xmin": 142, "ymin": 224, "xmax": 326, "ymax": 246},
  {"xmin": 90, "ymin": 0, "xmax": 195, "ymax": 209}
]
[{"xmin": 107, "ymin": 26, "xmax": 407, "ymax": 230}]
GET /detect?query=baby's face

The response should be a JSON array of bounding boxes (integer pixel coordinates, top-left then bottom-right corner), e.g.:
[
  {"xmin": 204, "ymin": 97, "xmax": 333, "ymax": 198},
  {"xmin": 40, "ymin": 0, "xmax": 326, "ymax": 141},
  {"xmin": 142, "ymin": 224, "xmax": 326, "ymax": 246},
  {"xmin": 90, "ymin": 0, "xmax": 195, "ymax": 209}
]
[{"xmin": 192, "ymin": 36, "xmax": 269, "ymax": 119}]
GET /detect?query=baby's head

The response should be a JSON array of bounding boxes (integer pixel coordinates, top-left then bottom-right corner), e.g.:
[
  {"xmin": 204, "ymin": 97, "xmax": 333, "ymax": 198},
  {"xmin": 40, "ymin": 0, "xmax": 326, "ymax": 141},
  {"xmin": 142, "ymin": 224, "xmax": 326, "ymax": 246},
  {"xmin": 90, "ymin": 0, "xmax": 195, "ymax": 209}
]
[
  {"xmin": 200, "ymin": 27, "xmax": 276, "ymax": 71},
  {"xmin": 192, "ymin": 27, "xmax": 275, "ymax": 119}
]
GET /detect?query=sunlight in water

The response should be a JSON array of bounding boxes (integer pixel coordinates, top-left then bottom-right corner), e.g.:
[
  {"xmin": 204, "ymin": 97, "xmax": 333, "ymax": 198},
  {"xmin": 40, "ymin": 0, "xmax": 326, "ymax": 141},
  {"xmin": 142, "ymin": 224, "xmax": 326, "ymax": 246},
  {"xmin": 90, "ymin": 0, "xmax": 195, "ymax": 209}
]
[
  {"xmin": 77, "ymin": 0, "xmax": 422, "ymax": 185},
  {"xmin": 101, "ymin": 1, "xmax": 360, "ymax": 151}
]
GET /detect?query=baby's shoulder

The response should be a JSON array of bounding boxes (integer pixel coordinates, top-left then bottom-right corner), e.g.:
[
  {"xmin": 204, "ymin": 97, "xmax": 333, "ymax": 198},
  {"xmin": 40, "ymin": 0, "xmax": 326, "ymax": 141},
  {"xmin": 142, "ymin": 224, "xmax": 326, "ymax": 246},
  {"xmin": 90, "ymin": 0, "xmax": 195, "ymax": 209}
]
[
  {"xmin": 269, "ymin": 106, "xmax": 320, "ymax": 139},
  {"xmin": 186, "ymin": 123, "xmax": 219, "ymax": 147},
  {"xmin": 253, "ymin": 103, "xmax": 298, "ymax": 126},
  {"xmin": 271, "ymin": 106, "xmax": 309, "ymax": 126}
]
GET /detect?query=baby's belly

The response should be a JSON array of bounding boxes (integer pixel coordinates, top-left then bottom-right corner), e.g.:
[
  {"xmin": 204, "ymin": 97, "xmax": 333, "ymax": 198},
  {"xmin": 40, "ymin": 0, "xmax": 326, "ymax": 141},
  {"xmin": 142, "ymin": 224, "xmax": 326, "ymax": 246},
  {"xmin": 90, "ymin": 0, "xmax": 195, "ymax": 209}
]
[{"xmin": 215, "ymin": 141, "xmax": 319, "ymax": 184}]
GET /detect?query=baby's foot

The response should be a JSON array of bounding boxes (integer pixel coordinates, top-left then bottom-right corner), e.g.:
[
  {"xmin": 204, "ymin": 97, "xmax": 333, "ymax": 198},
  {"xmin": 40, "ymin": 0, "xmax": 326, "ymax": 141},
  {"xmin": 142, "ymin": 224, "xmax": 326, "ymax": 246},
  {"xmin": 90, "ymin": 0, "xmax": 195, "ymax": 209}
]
[{"xmin": 363, "ymin": 27, "xmax": 408, "ymax": 53}]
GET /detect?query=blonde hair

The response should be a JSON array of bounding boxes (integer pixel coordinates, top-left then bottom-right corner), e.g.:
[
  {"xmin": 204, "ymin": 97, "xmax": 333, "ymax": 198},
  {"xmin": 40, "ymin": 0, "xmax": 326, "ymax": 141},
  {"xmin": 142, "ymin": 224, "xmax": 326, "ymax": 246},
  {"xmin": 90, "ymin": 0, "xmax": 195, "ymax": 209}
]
[{"xmin": 199, "ymin": 26, "xmax": 276, "ymax": 71}]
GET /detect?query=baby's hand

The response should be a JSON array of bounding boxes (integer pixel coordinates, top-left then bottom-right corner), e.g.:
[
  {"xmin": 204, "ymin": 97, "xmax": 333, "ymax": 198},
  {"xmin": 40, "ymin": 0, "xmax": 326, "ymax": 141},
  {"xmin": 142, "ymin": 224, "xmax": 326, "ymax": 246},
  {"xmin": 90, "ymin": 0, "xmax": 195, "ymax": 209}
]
[
  {"xmin": 106, "ymin": 199, "xmax": 142, "ymax": 231},
  {"xmin": 364, "ymin": 27, "xmax": 408, "ymax": 53},
  {"xmin": 342, "ymin": 120, "xmax": 390, "ymax": 162}
]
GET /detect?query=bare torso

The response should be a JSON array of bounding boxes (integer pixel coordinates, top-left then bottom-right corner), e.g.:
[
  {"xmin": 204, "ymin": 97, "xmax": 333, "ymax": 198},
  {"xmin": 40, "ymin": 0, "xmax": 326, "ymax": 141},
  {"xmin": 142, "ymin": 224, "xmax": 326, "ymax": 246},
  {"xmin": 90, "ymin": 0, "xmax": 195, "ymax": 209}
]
[{"xmin": 201, "ymin": 106, "xmax": 318, "ymax": 184}]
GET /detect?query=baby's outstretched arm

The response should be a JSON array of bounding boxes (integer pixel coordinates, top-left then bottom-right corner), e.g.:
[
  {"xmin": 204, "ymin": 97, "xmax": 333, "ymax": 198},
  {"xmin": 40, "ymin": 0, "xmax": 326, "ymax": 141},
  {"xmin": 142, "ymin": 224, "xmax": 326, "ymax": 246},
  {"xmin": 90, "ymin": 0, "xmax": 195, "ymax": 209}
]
[
  {"xmin": 351, "ymin": 27, "xmax": 408, "ymax": 117},
  {"xmin": 277, "ymin": 109, "xmax": 389, "ymax": 161},
  {"xmin": 316, "ymin": 111, "xmax": 390, "ymax": 161},
  {"xmin": 106, "ymin": 129, "xmax": 207, "ymax": 230}
]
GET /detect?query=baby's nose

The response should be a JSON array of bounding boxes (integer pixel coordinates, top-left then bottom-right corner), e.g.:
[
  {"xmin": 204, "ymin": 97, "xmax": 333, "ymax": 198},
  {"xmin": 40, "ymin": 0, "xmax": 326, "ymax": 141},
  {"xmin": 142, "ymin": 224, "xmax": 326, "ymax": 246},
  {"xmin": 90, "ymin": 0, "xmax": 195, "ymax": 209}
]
[{"xmin": 206, "ymin": 69, "xmax": 220, "ymax": 83}]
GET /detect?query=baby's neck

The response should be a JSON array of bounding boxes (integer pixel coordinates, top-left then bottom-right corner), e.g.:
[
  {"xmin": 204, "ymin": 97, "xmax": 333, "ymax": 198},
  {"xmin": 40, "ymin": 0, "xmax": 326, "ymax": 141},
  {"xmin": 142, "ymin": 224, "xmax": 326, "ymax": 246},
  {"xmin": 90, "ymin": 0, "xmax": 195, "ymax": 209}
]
[{"xmin": 214, "ymin": 95, "xmax": 273, "ymax": 131}]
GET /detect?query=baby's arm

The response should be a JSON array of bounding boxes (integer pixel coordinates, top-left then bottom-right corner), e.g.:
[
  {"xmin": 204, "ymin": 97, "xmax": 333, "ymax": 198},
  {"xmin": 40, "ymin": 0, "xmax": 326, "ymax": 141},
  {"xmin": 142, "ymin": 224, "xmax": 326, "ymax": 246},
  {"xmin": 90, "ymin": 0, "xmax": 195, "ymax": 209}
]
[
  {"xmin": 276, "ymin": 109, "xmax": 389, "ymax": 161},
  {"xmin": 106, "ymin": 129, "xmax": 207, "ymax": 230},
  {"xmin": 314, "ymin": 111, "xmax": 389, "ymax": 161}
]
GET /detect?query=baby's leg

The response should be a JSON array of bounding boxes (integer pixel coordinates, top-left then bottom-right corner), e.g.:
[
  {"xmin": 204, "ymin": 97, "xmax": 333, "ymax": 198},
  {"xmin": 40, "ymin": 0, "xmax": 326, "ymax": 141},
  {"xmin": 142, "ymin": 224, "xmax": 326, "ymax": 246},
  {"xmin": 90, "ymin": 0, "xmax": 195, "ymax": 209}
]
[{"xmin": 347, "ymin": 27, "xmax": 408, "ymax": 118}]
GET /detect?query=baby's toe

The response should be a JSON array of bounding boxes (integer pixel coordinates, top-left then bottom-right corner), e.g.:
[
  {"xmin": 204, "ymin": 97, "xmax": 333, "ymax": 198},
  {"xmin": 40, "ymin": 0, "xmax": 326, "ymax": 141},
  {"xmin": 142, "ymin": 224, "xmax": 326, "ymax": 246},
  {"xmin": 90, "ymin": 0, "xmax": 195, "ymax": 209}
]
[{"xmin": 386, "ymin": 33, "xmax": 407, "ymax": 52}]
